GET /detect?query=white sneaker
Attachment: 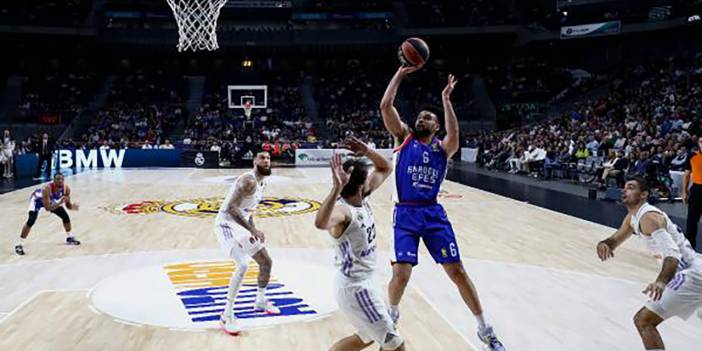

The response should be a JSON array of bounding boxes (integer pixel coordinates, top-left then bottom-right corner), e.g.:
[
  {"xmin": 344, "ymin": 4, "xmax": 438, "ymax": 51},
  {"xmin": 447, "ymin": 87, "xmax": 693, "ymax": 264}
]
[
  {"xmin": 219, "ymin": 314, "xmax": 241, "ymax": 336},
  {"xmin": 477, "ymin": 325, "xmax": 506, "ymax": 351},
  {"xmin": 254, "ymin": 297, "xmax": 280, "ymax": 315}
]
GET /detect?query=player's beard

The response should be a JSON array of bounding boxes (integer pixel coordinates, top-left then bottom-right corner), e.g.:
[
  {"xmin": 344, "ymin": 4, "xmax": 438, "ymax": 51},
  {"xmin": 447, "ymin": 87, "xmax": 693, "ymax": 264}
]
[
  {"xmin": 414, "ymin": 127, "xmax": 432, "ymax": 138},
  {"xmin": 257, "ymin": 165, "xmax": 272, "ymax": 176}
]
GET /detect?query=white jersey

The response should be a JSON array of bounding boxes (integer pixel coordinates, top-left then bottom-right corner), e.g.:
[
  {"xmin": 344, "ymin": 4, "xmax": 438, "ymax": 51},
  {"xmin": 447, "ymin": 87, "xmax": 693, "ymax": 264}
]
[
  {"xmin": 334, "ymin": 198, "xmax": 378, "ymax": 283},
  {"xmin": 630, "ymin": 202, "xmax": 700, "ymax": 270},
  {"xmin": 215, "ymin": 171, "xmax": 264, "ymax": 224}
]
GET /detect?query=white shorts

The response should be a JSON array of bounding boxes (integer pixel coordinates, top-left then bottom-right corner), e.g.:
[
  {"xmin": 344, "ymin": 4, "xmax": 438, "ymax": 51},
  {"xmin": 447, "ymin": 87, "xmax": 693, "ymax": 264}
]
[
  {"xmin": 335, "ymin": 277, "xmax": 403, "ymax": 350},
  {"xmin": 646, "ymin": 265, "xmax": 702, "ymax": 320},
  {"xmin": 2, "ymin": 149, "xmax": 12, "ymax": 159},
  {"xmin": 214, "ymin": 221, "xmax": 264, "ymax": 260}
]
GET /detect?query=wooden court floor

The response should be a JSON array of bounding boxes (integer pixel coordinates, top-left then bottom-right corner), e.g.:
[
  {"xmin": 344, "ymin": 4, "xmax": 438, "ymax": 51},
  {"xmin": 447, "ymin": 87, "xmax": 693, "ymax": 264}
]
[{"xmin": 0, "ymin": 167, "xmax": 700, "ymax": 351}]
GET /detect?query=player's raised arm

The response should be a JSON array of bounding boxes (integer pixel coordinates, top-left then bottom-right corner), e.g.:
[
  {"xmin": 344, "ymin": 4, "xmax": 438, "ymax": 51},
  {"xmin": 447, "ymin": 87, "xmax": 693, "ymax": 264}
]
[
  {"xmin": 339, "ymin": 137, "xmax": 391, "ymax": 196},
  {"xmin": 441, "ymin": 74, "xmax": 459, "ymax": 158},
  {"xmin": 596, "ymin": 213, "xmax": 634, "ymax": 261},
  {"xmin": 379, "ymin": 66, "xmax": 419, "ymax": 142},
  {"xmin": 314, "ymin": 153, "xmax": 352, "ymax": 237}
]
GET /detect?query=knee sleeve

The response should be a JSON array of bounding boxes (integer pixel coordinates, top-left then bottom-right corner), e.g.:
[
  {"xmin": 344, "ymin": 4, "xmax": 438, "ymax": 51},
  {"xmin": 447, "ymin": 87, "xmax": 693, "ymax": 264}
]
[
  {"xmin": 52, "ymin": 207, "xmax": 71, "ymax": 224},
  {"xmin": 26, "ymin": 211, "xmax": 38, "ymax": 227}
]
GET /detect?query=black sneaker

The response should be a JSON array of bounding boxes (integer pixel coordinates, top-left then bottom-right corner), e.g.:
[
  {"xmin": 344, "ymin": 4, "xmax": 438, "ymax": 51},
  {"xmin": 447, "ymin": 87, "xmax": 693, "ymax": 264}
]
[
  {"xmin": 15, "ymin": 245, "xmax": 25, "ymax": 255},
  {"xmin": 66, "ymin": 237, "xmax": 81, "ymax": 245}
]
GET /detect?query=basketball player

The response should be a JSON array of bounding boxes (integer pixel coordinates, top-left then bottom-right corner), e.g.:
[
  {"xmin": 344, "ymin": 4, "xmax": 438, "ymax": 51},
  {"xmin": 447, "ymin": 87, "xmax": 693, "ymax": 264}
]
[
  {"xmin": 380, "ymin": 67, "xmax": 506, "ymax": 350},
  {"xmin": 15, "ymin": 172, "xmax": 81, "ymax": 255},
  {"xmin": 216, "ymin": 151, "xmax": 279, "ymax": 336},
  {"xmin": 596, "ymin": 177, "xmax": 702, "ymax": 350},
  {"xmin": 314, "ymin": 137, "xmax": 403, "ymax": 351}
]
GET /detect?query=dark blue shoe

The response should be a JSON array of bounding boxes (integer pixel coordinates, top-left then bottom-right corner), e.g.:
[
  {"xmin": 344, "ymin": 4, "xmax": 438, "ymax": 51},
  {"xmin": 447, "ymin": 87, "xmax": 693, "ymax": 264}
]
[
  {"xmin": 15, "ymin": 244, "xmax": 25, "ymax": 255},
  {"xmin": 66, "ymin": 237, "xmax": 81, "ymax": 245}
]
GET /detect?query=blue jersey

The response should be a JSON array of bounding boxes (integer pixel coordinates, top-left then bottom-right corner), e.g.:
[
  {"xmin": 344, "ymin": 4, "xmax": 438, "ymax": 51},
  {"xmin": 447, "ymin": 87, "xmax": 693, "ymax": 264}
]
[
  {"xmin": 29, "ymin": 182, "xmax": 65, "ymax": 212},
  {"xmin": 393, "ymin": 135, "xmax": 448, "ymax": 203}
]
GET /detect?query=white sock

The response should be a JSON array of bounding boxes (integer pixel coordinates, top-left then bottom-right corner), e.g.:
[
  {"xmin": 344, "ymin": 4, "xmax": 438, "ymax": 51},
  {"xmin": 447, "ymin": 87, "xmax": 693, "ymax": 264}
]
[
  {"xmin": 475, "ymin": 313, "xmax": 487, "ymax": 330},
  {"xmin": 66, "ymin": 233, "xmax": 72, "ymax": 238},
  {"xmin": 390, "ymin": 304, "xmax": 399, "ymax": 313},
  {"xmin": 257, "ymin": 286, "xmax": 267, "ymax": 302},
  {"xmin": 17, "ymin": 238, "xmax": 25, "ymax": 246}
]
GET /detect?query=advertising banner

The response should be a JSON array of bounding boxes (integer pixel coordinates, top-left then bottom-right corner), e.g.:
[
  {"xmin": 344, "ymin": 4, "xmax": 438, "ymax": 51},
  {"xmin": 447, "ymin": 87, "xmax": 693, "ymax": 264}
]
[
  {"xmin": 295, "ymin": 149, "xmax": 393, "ymax": 166},
  {"xmin": 56, "ymin": 149, "xmax": 182, "ymax": 169},
  {"xmin": 560, "ymin": 21, "xmax": 621, "ymax": 39},
  {"xmin": 180, "ymin": 150, "xmax": 220, "ymax": 168}
]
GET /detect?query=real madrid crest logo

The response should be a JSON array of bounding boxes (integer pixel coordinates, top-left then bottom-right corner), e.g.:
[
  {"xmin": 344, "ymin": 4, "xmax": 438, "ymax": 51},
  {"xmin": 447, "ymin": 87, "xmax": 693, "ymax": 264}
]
[
  {"xmin": 104, "ymin": 197, "xmax": 321, "ymax": 218},
  {"xmin": 194, "ymin": 152, "xmax": 206, "ymax": 166}
]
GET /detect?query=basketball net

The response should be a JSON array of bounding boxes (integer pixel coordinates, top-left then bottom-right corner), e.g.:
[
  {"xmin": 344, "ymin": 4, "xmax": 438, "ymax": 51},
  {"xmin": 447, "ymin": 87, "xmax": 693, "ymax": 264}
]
[
  {"xmin": 243, "ymin": 101, "xmax": 253, "ymax": 118},
  {"xmin": 166, "ymin": 0, "xmax": 228, "ymax": 52}
]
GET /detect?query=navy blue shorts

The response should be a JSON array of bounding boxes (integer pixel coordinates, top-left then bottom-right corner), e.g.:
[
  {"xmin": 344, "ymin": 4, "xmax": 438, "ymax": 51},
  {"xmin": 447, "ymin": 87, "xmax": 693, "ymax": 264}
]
[{"xmin": 392, "ymin": 204, "xmax": 460, "ymax": 265}]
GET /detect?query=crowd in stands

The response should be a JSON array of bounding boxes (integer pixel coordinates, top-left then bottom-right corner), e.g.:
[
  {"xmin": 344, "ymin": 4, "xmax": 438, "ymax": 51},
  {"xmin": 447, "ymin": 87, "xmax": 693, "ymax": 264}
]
[
  {"xmin": 474, "ymin": 53, "xmax": 702, "ymax": 196},
  {"xmin": 182, "ymin": 75, "xmax": 313, "ymax": 162},
  {"xmin": 72, "ymin": 73, "xmax": 187, "ymax": 149},
  {"xmin": 17, "ymin": 72, "xmax": 100, "ymax": 123},
  {"xmin": 315, "ymin": 60, "xmax": 392, "ymax": 149},
  {"xmin": 0, "ymin": 1, "xmax": 92, "ymax": 27},
  {"xmin": 406, "ymin": 0, "xmax": 514, "ymax": 27}
]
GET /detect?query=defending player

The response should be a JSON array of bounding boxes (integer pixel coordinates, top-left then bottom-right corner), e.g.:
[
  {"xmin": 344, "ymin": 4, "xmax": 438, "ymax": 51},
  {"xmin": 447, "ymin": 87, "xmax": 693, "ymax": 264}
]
[
  {"xmin": 380, "ymin": 66, "xmax": 505, "ymax": 350},
  {"xmin": 15, "ymin": 172, "xmax": 81, "ymax": 255},
  {"xmin": 597, "ymin": 177, "xmax": 702, "ymax": 350},
  {"xmin": 314, "ymin": 137, "xmax": 403, "ymax": 351},
  {"xmin": 216, "ymin": 151, "xmax": 279, "ymax": 336}
]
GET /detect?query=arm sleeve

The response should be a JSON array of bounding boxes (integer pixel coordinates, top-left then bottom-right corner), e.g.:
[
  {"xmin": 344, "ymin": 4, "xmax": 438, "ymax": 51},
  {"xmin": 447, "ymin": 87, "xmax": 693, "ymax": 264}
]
[{"xmin": 651, "ymin": 228, "xmax": 682, "ymax": 261}]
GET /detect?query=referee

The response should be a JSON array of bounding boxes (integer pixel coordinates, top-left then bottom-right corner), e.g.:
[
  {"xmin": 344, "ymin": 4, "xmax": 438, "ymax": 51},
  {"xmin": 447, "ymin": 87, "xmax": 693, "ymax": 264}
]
[{"xmin": 683, "ymin": 136, "xmax": 702, "ymax": 252}]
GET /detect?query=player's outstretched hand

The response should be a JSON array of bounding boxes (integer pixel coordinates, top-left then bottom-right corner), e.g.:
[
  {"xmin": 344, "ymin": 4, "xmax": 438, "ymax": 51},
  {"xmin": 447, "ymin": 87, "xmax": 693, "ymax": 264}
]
[
  {"xmin": 339, "ymin": 136, "xmax": 369, "ymax": 157},
  {"xmin": 642, "ymin": 281, "xmax": 665, "ymax": 301},
  {"xmin": 331, "ymin": 152, "xmax": 352, "ymax": 190},
  {"xmin": 442, "ymin": 74, "xmax": 457, "ymax": 99},
  {"xmin": 69, "ymin": 201, "xmax": 80, "ymax": 211},
  {"xmin": 596, "ymin": 241, "xmax": 614, "ymax": 261},
  {"xmin": 398, "ymin": 64, "xmax": 423, "ymax": 77},
  {"xmin": 252, "ymin": 229, "xmax": 266, "ymax": 243}
]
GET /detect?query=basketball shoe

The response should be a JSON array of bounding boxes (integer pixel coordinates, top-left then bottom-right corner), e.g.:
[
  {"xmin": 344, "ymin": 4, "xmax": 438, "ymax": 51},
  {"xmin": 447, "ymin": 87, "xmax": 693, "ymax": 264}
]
[
  {"xmin": 254, "ymin": 296, "xmax": 280, "ymax": 314},
  {"xmin": 219, "ymin": 313, "xmax": 241, "ymax": 336},
  {"xmin": 477, "ymin": 325, "xmax": 506, "ymax": 351}
]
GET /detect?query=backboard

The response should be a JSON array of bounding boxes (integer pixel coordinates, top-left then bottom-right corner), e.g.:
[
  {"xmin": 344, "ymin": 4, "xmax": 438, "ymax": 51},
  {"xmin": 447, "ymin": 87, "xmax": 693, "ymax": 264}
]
[{"xmin": 228, "ymin": 85, "xmax": 268, "ymax": 109}]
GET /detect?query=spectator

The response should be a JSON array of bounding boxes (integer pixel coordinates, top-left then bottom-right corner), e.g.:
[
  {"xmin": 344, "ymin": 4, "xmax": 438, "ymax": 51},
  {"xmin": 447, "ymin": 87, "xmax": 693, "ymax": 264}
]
[
  {"xmin": 628, "ymin": 151, "xmax": 650, "ymax": 177},
  {"xmin": 670, "ymin": 147, "xmax": 688, "ymax": 171},
  {"xmin": 160, "ymin": 139, "xmax": 175, "ymax": 149},
  {"xmin": 574, "ymin": 144, "xmax": 590, "ymax": 161},
  {"xmin": 2, "ymin": 129, "xmax": 16, "ymax": 179},
  {"xmin": 543, "ymin": 147, "xmax": 560, "ymax": 179},
  {"xmin": 34, "ymin": 133, "xmax": 53, "ymax": 179}
]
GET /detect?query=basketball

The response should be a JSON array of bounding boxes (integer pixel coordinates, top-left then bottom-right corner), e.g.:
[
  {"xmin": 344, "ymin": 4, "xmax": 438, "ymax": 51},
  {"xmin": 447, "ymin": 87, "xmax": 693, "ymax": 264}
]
[{"xmin": 398, "ymin": 37, "xmax": 430, "ymax": 67}]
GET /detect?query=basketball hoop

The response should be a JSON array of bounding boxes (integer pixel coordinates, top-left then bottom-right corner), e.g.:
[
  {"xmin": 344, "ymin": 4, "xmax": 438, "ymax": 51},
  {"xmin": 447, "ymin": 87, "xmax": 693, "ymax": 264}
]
[
  {"xmin": 166, "ymin": 0, "xmax": 228, "ymax": 52},
  {"xmin": 243, "ymin": 101, "xmax": 253, "ymax": 118}
]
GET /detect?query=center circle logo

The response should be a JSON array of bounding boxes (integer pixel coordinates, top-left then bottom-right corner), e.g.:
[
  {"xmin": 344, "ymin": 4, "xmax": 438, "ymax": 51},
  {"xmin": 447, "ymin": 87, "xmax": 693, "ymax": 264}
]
[
  {"xmin": 104, "ymin": 197, "xmax": 321, "ymax": 218},
  {"xmin": 89, "ymin": 249, "xmax": 338, "ymax": 330}
]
